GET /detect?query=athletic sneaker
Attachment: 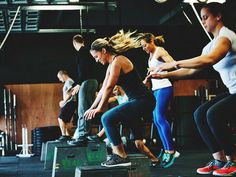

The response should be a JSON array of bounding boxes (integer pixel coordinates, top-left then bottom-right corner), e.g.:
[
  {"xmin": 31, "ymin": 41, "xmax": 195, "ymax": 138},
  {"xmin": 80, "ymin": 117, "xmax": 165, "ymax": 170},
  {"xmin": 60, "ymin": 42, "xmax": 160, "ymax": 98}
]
[
  {"xmin": 67, "ymin": 136, "xmax": 87, "ymax": 146},
  {"xmin": 157, "ymin": 149, "xmax": 164, "ymax": 159},
  {"xmin": 101, "ymin": 154, "xmax": 131, "ymax": 167},
  {"xmin": 87, "ymin": 135, "xmax": 102, "ymax": 142},
  {"xmin": 213, "ymin": 161, "xmax": 236, "ymax": 176},
  {"xmin": 161, "ymin": 151, "xmax": 180, "ymax": 168},
  {"xmin": 196, "ymin": 159, "xmax": 226, "ymax": 175},
  {"xmin": 56, "ymin": 135, "xmax": 71, "ymax": 142}
]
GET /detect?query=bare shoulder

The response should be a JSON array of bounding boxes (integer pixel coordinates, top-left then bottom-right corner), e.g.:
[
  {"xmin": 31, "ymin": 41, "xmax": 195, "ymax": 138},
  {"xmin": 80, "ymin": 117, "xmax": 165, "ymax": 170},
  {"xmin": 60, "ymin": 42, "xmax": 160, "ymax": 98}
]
[
  {"xmin": 113, "ymin": 55, "xmax": 130, "ymax": 64},
  {"xmin": 157, "ymin": 47, "xmax": 168, "ymax": 55},
  {"xmin": 113, "ymin": 55, "xmax": 133, "ymax": 73}
]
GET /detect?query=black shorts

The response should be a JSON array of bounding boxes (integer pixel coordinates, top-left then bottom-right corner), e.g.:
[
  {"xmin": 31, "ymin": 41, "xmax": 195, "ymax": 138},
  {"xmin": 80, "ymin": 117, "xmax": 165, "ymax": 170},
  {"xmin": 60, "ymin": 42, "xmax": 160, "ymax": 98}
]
[{"xmin": 58, "ymin": 101, "xmax": 76, "ymax": 123}]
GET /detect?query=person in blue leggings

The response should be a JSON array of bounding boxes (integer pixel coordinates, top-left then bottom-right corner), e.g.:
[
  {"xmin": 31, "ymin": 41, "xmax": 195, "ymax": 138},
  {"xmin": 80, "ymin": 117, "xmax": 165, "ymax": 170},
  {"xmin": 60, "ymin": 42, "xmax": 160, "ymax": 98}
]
[
  {"xmin": 140, "ymin": 33, "xmax": 180, "ymax": 168},
  {"xmin": 84, "ymin": 30, "xmax": 157, "ymax": 167}
]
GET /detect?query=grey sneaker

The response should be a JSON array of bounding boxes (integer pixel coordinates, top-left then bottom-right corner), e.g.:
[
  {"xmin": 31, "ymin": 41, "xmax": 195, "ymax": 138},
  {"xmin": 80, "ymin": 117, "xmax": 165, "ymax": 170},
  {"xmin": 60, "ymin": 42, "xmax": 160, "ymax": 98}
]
[{"xmin": 101, "ymin": 154, "xmax": 131, "ymax": 167}]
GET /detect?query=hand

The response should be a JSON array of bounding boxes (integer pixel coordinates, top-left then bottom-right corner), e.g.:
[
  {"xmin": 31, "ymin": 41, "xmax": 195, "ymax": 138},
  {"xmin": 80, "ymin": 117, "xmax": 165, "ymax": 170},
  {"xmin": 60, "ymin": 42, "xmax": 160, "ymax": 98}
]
[
  {"xmin": 84, "ymin": 108, "xmax": 102, "ymax": 120},
  {"xmin": 147, "ymin": 67, "xmax": 156, "ymax": 73},
  {"xmin": 59, "ymin": 100, "xmax": 65, "ymax": 108},
  {"xmin": 143, "ymin": 76, "xmax": 149, "ymax": 85},
  {"xmin": 146, "ymin": 72, "xmax": 164, "ymax": 80},
  {"xmin": 71, "ymin": 85, "xmax": 80, "ymax": 95}
]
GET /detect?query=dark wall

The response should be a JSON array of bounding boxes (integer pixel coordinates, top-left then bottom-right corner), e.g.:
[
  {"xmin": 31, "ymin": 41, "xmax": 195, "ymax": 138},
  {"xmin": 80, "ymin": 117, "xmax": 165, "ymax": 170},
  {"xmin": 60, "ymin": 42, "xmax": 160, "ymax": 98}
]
[
  {"xmin": 0, "ymin": 25, "xmax": 220, "ymax": 84},
  {"xmin": 0, "ymin": 33, "xmax": 107, "ymax": 84}
]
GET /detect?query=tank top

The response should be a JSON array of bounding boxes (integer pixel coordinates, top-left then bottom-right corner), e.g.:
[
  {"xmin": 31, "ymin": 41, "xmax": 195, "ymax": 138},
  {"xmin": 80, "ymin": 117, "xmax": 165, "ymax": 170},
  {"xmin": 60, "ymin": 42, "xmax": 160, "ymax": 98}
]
[
  {"xmin": 148, "ymin": 47, "xmax": 172, "ymax": 91},
  {"xmin": 117, "ymin": 69, "xmax": 153, "ymax": 100}
]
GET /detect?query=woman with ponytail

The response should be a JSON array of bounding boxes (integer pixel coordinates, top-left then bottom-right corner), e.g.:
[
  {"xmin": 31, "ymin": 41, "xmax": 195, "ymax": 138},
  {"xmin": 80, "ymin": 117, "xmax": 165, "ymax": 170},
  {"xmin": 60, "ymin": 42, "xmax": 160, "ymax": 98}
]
[
  {"xmin": 84, "ymin": 30, "xmax": 158, "ymax": 167},
  {"xmin": 140, "ymin": 33, "xmax": 180, "ymax": 168}
]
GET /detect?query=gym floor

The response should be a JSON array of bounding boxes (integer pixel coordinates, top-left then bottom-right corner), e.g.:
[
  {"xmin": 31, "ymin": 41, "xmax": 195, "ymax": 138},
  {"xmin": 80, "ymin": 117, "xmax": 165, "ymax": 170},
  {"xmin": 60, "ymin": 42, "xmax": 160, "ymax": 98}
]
[{"xmin": 0, "ymin": 148, "xmax": 214, "ymax": 177}]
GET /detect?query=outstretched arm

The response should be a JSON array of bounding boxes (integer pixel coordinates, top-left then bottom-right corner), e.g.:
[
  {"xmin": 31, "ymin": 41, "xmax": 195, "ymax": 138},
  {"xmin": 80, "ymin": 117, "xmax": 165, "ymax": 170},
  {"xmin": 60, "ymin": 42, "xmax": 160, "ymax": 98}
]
[
  {"xmin": 159, "ymin": 37, "xmax": 230, "ymax": 71},
  {"xmin": 146, "ymin": 68, "xmax": 199, "ymax": 80}
]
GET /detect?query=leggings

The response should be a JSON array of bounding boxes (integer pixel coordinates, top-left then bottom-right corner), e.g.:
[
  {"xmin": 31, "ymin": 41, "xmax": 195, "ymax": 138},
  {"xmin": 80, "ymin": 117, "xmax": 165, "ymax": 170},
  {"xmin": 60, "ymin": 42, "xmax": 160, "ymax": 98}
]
[
  {"xmin": 101, "ymin": 96, "xmax": 155, "ymax": 146},
  {"xmin": 194, "ymin": 92, "xmax": 236, "ymax": 155},
  {"xmin": 153, "ymin": 86, "xmax": 174, "ymax": 151}
]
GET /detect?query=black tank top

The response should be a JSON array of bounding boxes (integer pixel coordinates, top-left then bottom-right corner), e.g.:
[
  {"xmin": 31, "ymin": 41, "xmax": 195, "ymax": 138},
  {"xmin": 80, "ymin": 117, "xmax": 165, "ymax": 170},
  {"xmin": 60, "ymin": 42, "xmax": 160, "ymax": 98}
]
[{"xmin": 117, "ymin": 69, "xmax": 153, "ymax": 100}]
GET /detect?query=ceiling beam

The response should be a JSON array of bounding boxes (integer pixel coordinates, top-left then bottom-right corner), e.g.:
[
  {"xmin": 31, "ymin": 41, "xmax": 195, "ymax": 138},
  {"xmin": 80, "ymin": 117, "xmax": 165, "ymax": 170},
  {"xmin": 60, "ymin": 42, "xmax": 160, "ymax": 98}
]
[{"xmin": 159, "ymin": 3, "xmax": 188, "ymax": 25}]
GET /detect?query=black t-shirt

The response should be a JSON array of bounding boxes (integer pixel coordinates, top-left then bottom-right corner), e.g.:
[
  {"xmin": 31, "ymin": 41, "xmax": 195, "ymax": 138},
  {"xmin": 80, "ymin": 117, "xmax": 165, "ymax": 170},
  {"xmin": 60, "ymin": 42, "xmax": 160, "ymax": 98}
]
[{"xmin": 74, "ymin": 46, "xmax": 97, "ymax": 86}]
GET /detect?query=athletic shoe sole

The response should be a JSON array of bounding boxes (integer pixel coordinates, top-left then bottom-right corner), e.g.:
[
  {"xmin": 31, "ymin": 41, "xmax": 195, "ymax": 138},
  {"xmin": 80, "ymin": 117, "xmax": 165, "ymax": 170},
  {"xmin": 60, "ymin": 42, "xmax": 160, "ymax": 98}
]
[
  {"xmin": 213, "ymin": 170, "xmax": 236, "ymax": 176},
  {"xmin": 101, "ymin": 162, "xmax": 131, "ymax": 167},
  {"xmin": 197, "ymin": 170, "xmax": 214, "ymax": 175}
]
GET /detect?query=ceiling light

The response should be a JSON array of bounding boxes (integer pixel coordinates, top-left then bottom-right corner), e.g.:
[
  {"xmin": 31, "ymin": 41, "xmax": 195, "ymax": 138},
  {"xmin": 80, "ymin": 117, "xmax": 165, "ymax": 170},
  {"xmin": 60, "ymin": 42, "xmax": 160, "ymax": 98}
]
[
  {"xmin": 69, "ymin": 0, "xmax": 79, "ymax": 3},
  {"xmin": 183, "ymin": 0, "xmax": 226, "ymax": 3},
  {"xmin": 154, "ymin": 0, "xmax": 168, "ymax": 3},
  {"xmin": 21, "ymin": 5, "xmax": 86, "ymax": 11}
]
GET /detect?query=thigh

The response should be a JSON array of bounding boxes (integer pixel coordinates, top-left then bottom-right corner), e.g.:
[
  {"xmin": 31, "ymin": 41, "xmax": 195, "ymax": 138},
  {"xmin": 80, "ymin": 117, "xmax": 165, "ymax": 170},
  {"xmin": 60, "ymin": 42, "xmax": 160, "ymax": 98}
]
[
  {"xmin": 208, "ymin": 93, "xmax": 236, "ymax": 120},
  {"xmin": 154, "ymin": 86, "xmax": 173, "ymax": 111},
  {"xmin": 59, "ymin": 101, "xmax": 76, "ymax": 123},
  {"xmin": 112, "ymin": 101, "xmax": 146, "ymax": 140},
  {"xmin": 194, "ymin": 92, "xmax": 229, "ymax": 118}
]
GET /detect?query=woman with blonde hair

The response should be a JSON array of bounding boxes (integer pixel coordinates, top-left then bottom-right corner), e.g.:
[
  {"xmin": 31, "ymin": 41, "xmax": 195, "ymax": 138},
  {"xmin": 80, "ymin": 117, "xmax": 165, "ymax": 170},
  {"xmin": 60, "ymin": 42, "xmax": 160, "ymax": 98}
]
[{"xmin": 84, "ymin": 30, "xmax": 157, "ymax": 167}]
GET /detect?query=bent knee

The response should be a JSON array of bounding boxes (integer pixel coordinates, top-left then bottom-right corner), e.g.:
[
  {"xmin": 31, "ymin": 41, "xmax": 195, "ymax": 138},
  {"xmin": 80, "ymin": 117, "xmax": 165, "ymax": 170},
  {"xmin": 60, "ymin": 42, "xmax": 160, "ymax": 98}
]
[{"xmin": 135, "ymin": 140, "xmax": 145, "ymax": 150}]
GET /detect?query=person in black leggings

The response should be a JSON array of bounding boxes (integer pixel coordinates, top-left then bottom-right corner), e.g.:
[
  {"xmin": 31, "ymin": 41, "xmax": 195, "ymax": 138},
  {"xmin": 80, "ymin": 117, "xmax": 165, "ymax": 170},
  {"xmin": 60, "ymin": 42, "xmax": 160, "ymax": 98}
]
[{"xmin": 146, "ymin": 2, "xmax": 236, "ymax": 176}]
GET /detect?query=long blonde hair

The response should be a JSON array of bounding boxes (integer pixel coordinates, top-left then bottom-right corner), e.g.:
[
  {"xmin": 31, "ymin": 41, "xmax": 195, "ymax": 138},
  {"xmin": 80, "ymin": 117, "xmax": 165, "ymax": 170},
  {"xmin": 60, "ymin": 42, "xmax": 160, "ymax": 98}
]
[{"xmin": 91, "ymin": 30, "xmax": 141, "ymax": 54}]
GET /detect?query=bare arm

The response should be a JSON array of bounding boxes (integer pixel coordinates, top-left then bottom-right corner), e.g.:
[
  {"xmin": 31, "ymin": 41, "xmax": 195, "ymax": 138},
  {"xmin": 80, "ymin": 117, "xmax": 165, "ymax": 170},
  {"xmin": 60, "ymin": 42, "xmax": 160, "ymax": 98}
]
[
  {"xmin": 176, "ymin": 37, "xmax": 230, "ymax": 69},
  {"xmin": 84, "ymin": 59, "xmax": 121, "ymax": 120},
  {"xmin": 157, "ymin": 47, "xmax": 175, "ymax": 63},
  {"xmin": 89, "ymin": 65, "xmax": 111, "ymax": 109},
  {"xmin": 59, "ymin": 87, "xmax": 73, "ymax": 108},
  {"xmin": 147, "ymin": 47, "xmax": 175, "ymax": 74},
  {"xmin": 108, "ymin": 96, "xmax": 118, "ymax": 103},
  {"xmin": 159, "ymin": 37, "xmax": 231, "ymax": 71},
  {"xmin": 96, "ymin": 59, "xmax": 121, "ymax": 111},
  {"xmin": 147, "ymin": 68, "xmax": 199, "ymax": 80}
]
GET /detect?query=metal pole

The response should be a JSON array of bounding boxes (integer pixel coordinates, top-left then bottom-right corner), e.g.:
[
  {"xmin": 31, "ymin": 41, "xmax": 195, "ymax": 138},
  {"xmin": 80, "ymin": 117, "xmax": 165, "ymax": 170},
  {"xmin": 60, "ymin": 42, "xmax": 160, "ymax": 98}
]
[
  {"xmin": 8, "ymin": 89, "xmax": 13, "ymax": 151},
  {"xmin": 79, "ymin": 9, "xmax": 83, "ymax": 33},
  {"xmin": 3, "ymin": 89, "xmax": 8, "ymax": 150},
  {"xmin": 13, "ymin": 94, "xmax": 17, "ymax": 151}
]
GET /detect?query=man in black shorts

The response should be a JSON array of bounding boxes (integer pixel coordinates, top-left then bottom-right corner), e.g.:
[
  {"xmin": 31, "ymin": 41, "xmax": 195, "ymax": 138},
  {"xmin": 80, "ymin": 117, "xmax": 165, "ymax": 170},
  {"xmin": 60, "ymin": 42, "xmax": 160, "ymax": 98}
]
[{"xmin": 57, "ymin": 70, "xmax": 77, "ymax": 141}]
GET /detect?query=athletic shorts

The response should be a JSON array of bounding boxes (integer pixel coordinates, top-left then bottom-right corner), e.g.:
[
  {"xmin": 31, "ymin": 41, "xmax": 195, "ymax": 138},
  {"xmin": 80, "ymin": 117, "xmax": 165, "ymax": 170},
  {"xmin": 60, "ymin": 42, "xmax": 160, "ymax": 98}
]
[{"xmin": 58, "ymin": 101, "xmax": 76, "ymax": 123}]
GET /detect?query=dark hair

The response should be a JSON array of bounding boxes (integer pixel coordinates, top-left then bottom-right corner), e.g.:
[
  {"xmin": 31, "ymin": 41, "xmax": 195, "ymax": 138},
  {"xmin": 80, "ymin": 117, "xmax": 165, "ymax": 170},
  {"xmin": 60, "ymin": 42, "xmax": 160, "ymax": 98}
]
[
  {"xmin": 139, "ymin": 33, "xmax": 165, "ymax": 46},
  {"xmin": 73, "ymin": 34, "xmax": 84, "ymax": 44},
  {"xmin": 201, "ymin": 2, "xmax": 225, "ymax": 22}
]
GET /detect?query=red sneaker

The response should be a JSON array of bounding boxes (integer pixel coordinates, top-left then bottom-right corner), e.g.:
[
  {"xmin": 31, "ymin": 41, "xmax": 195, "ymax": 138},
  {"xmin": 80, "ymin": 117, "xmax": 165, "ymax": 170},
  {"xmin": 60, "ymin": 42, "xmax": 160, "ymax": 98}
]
[
  {"xmin": 213, "ymin": 161, "xmax": 236, "ymax": 176},
  {"xmin": 197, "ymin": 159, "xmax": 226, "ymax": 175}
]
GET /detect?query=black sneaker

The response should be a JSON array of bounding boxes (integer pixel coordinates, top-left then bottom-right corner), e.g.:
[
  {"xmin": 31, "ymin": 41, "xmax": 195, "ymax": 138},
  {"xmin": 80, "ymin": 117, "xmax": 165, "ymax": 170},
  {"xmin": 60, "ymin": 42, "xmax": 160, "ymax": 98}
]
[
  {"xmin": 101, "ymin": 154, "xmax": 131, "ymax": 167},
  {"xmin": 87, "ymin": 135, "xmax": 102, "ymax": 142},
  {"xmin": 67, "ymin": 137, "xmax": 87, "ymax": 146},
  {"xmin": 56, "ymin": 135, "xmax": 71, "ymax": 142}
]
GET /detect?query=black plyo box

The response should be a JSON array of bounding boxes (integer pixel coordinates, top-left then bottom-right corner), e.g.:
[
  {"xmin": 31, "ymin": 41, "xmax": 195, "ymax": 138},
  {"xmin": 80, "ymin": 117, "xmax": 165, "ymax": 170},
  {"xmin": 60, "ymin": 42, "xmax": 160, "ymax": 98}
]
[{"xmin": 75, "ymin": 165, "xmax": 128, "ymax": 177}]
